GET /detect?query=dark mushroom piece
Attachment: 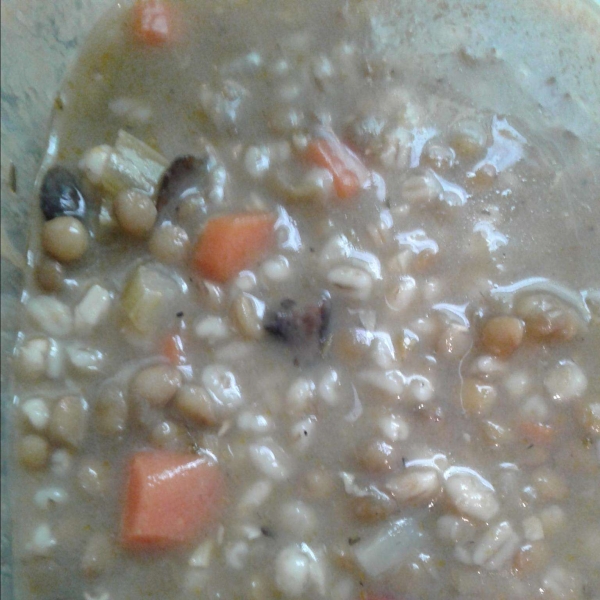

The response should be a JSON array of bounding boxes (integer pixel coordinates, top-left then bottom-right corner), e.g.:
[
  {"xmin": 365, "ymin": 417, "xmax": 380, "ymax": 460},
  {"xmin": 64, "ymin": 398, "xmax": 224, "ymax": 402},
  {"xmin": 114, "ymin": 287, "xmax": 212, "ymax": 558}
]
[
  {"xmin": 264, "ymin": 292, "xmax": 332, "ymax": 348},
  {"xmin": 156, "ymin": 154, "xmax": 211, "ymax": 214},
  {"xmin": 40, "ymin": 166, "xmax": 87, "ymax": 221}
]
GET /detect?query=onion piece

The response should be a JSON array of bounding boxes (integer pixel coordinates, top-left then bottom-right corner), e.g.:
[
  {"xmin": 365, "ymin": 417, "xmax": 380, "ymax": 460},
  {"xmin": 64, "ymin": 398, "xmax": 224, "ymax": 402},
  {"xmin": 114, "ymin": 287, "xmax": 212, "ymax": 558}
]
[{"xmin": 353, "ymin": 517, "xmax": 424, "ymax": 577}]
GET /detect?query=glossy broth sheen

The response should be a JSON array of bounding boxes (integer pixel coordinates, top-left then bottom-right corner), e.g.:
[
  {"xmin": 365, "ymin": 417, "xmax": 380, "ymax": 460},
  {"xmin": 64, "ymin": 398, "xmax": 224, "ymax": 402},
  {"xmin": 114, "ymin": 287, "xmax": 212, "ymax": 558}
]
[{"xmin": 10, "ymin": 1, "xmax": 600, "ymax": 599}]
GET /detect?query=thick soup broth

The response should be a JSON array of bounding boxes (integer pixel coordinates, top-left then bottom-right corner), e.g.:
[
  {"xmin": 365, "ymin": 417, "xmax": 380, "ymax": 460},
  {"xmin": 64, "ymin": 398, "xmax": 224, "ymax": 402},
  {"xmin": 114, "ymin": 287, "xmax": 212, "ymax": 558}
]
[{"xmin": 9, "ymin": 1, "xmax": 600, "ymax": 599}]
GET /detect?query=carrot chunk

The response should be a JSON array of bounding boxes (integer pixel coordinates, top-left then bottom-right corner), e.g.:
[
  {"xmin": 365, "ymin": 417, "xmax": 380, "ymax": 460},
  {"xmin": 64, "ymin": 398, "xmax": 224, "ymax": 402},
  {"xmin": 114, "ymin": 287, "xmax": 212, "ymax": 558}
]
[
  {"xmin": 193, "ymin": 212, "xmax": 276, "ymax": 283},
  {"xmin": 519, "ymin": 421, "xmax": 556, "ymax": 446},
  {"xmin": 161, "ymin": 332, "xmax": 186, "ymax": 366},
  {"xmin": 121, "ymin": 451, "xmax": 223, "ymax": 550},
  {"xmin": 305, "ymin": 131, "xmax": 370, "ymax": 199},
  {"xmin": 132, "ymin": 0, "xmax": 177, "ymax": 47}
]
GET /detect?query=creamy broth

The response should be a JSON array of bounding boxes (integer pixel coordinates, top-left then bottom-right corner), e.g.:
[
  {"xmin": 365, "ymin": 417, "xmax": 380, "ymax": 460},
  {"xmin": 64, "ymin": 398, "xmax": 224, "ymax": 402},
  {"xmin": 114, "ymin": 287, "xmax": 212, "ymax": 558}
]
[{"xmin": 9, "ymin": 1, "xmax": 600, "ymax": 599}]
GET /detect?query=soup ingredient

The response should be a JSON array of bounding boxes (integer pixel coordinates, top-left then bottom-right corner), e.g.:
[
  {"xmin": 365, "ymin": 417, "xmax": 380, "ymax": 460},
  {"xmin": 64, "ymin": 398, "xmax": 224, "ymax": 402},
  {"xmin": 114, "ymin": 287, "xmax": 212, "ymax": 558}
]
[
  {"xmin": 480, "ymin": 316, "xmax": 524, "ymax": 357},
  {"xmin": 120, "ymin": 451, "xmax": 224, "ymax": 549},
  {"xmin": 18, "ymin": 434, "xmax": 50, "ymax": 470},
  {"xmin": 41, "ymin": 216, "xmax": 89, "ymax": 263},
  {"xmin": 39, "ymin": 166, "xmax": 87, "ymax": 221},
  {"xmin": 353, "ymin": 517, "xmax": 423, "ymax": 577},
  {"xmin": 132, "ymin": 0, "xmax": 178, "ymax": 47},
  {"xmin": 156, "ymin": 155, "xmax": 210, "ymax": 211},
  {"xmin": 149, "ymin": 223, "xmax": 190, "ymax": 264},
  {"xmin": 518, "ymin": 421, "xmax": 556, "ymax": 446},
  {"xmin": 444, "ymin": 469, "xmax": 499, "ymax": 521},
  {"xmin": 264, "ymin": 294, "xmax": 332, "ymax": 347},
  {"xmin": 48, "ymin": 396, "xmax": 89, "ymax": 449},
  {"xmin": 305, "ymin": 130, "xmax": 370, "ymax": 199},
  {"xmin": 130, "ymin": 363, "xmax": 182, "ymax": 407},
  {"xmin": 120, "ymin": 264, "xmax": 179, "ymax": 334},
  {"xmin": 35, "ymin": 257, "xmax": 64, "ymax": 293},
  {"xmin": 161, "ymin": 332, "xmax": 187, "ymax": 366},
  {"xmin": 193, "ymin": 212, "xmax": 276, "ymax": 283},
  {"xmin": 514, "ymin": 293, "xmax": 580, "ymax": 343},
  {"xmin": 74, "ymin": 284, "xmax": 112, "ymax": 334},
  {"xmin": 79, "ymin": 130, "xmax": 168, "ymax": 196},
  {"xmin": 114, "ymin": 189, "xmax": 157, "ymax": 237}
]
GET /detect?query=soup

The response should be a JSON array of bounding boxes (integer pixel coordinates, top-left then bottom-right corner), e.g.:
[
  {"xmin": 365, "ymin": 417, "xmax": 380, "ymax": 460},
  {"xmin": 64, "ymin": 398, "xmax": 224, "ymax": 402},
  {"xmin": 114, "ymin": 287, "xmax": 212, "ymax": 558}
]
[{"xmin": 8, "ymin": 0, "xmax": 600, "ymax": 599}]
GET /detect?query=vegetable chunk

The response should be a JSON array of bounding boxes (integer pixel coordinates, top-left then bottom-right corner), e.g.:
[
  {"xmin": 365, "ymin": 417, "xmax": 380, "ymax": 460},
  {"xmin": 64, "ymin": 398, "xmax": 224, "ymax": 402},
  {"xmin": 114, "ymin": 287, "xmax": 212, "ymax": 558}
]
[
  {"xmin": 132, "ymin": 0, "xmax": 178, "ymax": 47},
  {"xmin": 121, "ymin": 451, "xmax": 224, "ymax": 549},
  {"xmin": 193, "ymin": 212, "xmax": 276, "ymax": 283},
  {"xmin": 305, "ymin": 130, "xmax": 370, "ymax": 199}
]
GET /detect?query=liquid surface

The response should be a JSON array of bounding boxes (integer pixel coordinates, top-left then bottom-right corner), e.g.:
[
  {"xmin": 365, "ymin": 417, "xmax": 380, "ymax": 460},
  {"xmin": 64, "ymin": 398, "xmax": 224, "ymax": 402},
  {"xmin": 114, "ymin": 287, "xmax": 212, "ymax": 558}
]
[{"xmin": 9, "ymin": 1, "xmax": 600, "ymax": 599}]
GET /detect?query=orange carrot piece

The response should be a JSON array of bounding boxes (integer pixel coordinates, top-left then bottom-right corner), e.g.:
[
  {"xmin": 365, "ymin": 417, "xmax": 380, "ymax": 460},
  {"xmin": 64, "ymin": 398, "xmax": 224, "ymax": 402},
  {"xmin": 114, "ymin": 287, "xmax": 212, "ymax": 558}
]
[
  {"xmin": 162, "ymin": 332, "xmax": 186, "ymax": 366},
  {"xmin": 132, "ymin": 0, "xmax": 177, "ymax": 47},
  {"xmin": 519, "ymin": 421, "xmax": 556, "ymax": 446},
  {"xmin": 121, "ymin": 451, "xmax": 223, "ymax": 550},
  {"xmin": 193, "ymin": 212, "xmax": 276, "ymax": 283},
  {"xmin": 305, "ymin": 132, "xmax": 370, "ymax": 199}
]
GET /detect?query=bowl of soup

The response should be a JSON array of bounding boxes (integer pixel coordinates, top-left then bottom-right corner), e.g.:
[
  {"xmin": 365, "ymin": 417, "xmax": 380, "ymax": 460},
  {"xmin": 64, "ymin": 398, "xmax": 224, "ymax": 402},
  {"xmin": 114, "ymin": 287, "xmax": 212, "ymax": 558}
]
[{"xmin": 1, "ymin": 1, "xmax": 599, "ymax": 599}]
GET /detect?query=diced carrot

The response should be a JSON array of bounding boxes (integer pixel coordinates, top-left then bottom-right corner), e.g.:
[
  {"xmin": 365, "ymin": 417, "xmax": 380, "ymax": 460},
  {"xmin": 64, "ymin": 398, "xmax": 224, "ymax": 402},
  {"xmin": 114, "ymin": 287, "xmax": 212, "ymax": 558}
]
[
  {"xmin": 132, "ymin": 0, "xmax": 177, "ymax": 47},
  {"xmin": 162, "ymin": 332, "xmax": 186, "ymax": 366},
  {"xmin": 305, "ymin": 131, "xmax": 370, "ymax": 199},
  {"xmin": 121, "ymin": 451, "xmax": 224, "ymax": 550},
  {"xmin": 193, "ymin": 212, "xmax": 276, "ymax": 283},
  {"xmin": 519, "ymin": 421, "xmax": 556, "ymax": 446}
]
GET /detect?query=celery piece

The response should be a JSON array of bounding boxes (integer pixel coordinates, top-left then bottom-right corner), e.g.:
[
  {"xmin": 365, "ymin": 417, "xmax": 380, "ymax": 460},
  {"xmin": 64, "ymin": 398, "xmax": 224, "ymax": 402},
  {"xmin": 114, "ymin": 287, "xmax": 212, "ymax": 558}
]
[
  {"xmin": 101, "ymin": 131, "xmax": 169, "ymax": 198},
  {"xmin": 121, "ymin": 265, "xmax": 178, "ymax": 334}
]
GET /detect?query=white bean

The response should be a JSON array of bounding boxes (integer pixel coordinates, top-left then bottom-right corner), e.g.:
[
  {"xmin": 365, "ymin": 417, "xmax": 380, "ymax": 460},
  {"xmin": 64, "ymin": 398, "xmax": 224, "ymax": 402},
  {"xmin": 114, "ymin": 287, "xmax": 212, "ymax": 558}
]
[
  {"xmin": 378, "ymin": 413, "xmax": 410, "ymax": 442},
  {"xmin": 278, "ymin": 500, "xmax": 318, "ymax": 537},
  {"xmin": 34, "ymin": 487, "xmax": 69, "ymax": 510},
  {"xmin": 202, "ymin": 365, "xmax": 243, "ymax": 410},
  {"xmin": 544, "ymin": 360, "xmax": 588, "ymax": 402},
  {"xmin": 275, "ymin": 546, "xmax": 310, "ymax": 597},
  {"xmin": 520, "ymin": 395, "xmax": 551, "ymax": 422},
  {"xmin": 26, "ymin": 524, "xmax": 57, "ymax": 557},
  {"xmin": 237, "ymin": 480, "xmax": 273, "ymax": 513},
  {"xmin": 66, "ymin": 345, "xmax": 104, "ymax": 373},
  {"xmin": 195, "ymin": 316, "xmax": 230, "ymax": 343},
  {"xmin": 225, "ymin": 541, "xmax": 249, "ymax": 570},
  {"xmin": 42, "ymin": 217, "xmax": 89, "ymax": 262},
  {"xmin": 81, "ymin": 532, "xmax": 114, "ymax": 577},
  {"xmin": 50, "ymin": 449, "xmax": 74, "ymax": 477},
  {"xmin": 237, "ymin": 411, "xmax": 273, "ymax": 434},
  {"xmin": 48, "ymin": 396, "xmax": 89, "ymax": 449},
  {"xmin": 261, "ymin": 255, "xmax": 291, "ymax": 283},
  {"xmin": 327, "ymin": 266, "xmax": 373, "ymax": 301},
  {"xmin": 504, "ymin": 371, "xmax": 532, "ymax": 400},
  {"xmin": 248, "ymin": 439, "xmax": 292, "ymax": 481},
  {"xmin": 407, "ymin": 375, "xmax": 435, "ymax": 403},
  {"xmin": 15, "ymin": 338, "xmax": 50, "ymax": 381},
  {"xmin": 317, "ymin": 368, "xmax": 341, "ymax": 406},
  {"xmin": 130, "ymin": 364, "xmax": 182, "ymax": 407},
  {"xmin": 386, "ymin": 469, "xmax": 440, "ymax": 503},
  {"xmin": 385, "ymin": 276, "xmax": 417, "ymax": 312},
  {"xmin": 522, "ymin": 516, "xmax": 545, "ymax": 542},
  {"xmin": 472, "ymin": 521, "xmax": 520, "ymax": 570},
  {"xmin": 359, "ymin": 369, "xmax": 405, "ymax": 399},
  {"xmin": 189, "ymin": 539, "xmax": 214, "ymax": 568},
  {"xmin": 436, "ymin": 515, "xmax": 475, "ymax": 543},
  {"xmin": 286, "ymin": 377, "xmax": 316, "ymax": 415},
  {"xmin": 444, "ymin": 468, "xmax": 499, "ymax": 521},
  {"xmin": 79, "ymin": 145, "xmax": 111, "ymax": 185},
  {"xmin": 21, "ymin": 398, "xmax": 50, "ymax": 431}
]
